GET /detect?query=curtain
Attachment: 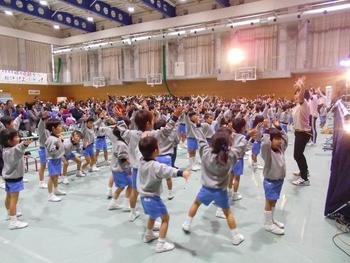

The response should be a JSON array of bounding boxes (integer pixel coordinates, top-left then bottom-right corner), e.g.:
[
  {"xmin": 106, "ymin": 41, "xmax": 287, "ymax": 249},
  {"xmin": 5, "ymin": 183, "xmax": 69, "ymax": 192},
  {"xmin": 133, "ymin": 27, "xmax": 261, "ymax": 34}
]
[
  {"xmin": 183, "ymin": 34, "xmax": 215, "ymax": 76},
  {"xmin": 308, "ymin": 13, "xmax": 350, "ymax": 69},
  {"xmin": 221, "ymin": 25, "xmax": 278, "ymax": 73},
  {"xmin": 102, "ymin": 47, "xmax": 123, "ymax": 81},
  {"xmin": 0, "ymin": 36, "xmax": 18, "ymax": 70},
  {"xmin": 70, "ymin": 52, "xmax": 89, "ymax": 83},
  {"xmin": 138, "ymin": 41, "xmax": 162, "ymax": 78},
  {"xmin": 25, "ymin": 40, "xmax": 51, "ymax": 73}
]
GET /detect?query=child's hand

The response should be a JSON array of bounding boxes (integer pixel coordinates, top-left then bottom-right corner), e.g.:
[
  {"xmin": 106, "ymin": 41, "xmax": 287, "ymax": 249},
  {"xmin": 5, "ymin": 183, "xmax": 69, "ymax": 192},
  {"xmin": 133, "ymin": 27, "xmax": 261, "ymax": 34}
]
[
  {"xmin": 182, "ymin": 170, "xmax": 191, "ymax": 181},
  {"xmin": 173, "ymin": 106, "xmax": 184, "ymax": 117},
  {"xmin": 263, "ymin": 119, "xmax": 270, "ymax": 128},
  {"xmin": 272, "ymin": 119, "xmax": 280, "ymax": 128},
  {"xmin": 23, "ymin": 139, "xmax": 32, "ymax": 146},
  {"xmin": 248, "ymin": 129, "xmax": 258, "ymax": 139}
]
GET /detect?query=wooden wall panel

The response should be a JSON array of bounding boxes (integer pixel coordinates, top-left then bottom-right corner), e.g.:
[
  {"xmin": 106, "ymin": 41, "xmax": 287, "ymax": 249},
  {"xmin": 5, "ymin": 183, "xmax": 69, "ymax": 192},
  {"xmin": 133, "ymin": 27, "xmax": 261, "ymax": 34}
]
[
  {"xmin": 0, "ymin": 84, "xmax": 62, "ymax": 104},
  {"xmin": 0, "ymin": 71, "xmax": 346, "ymax": 103}
]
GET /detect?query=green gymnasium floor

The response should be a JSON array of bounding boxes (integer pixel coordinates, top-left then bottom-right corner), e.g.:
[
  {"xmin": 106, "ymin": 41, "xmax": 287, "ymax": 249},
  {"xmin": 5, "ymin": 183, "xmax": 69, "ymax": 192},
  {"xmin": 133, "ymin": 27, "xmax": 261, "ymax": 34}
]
[{"xmin": 0, "ymin": 132, "xmax": 349, "ymax": 263}]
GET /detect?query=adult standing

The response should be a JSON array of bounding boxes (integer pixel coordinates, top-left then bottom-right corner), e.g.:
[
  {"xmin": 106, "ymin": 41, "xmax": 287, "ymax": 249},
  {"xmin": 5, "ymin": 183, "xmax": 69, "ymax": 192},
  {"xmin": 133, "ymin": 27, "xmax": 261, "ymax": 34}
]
[
  {"xmin": 308, "ymin": 88, "xmax": 319, "ymax": 145},
  {"xmin": 292, "ymin": 77, "xmax": 312, "ymax": 186}
]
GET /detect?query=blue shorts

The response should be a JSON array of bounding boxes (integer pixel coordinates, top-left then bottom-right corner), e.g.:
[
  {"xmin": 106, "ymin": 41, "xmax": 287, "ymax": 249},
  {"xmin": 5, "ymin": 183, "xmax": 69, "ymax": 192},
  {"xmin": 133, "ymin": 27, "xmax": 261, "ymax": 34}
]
[
  {"xmin": 141, "ymin": 196, "xmax": 168, "ymax": 220},
  {"xmin": 196, "ymin": 186, "xmax": 230, "ymax": 209},
  {"xmin": 84, "ymin": 144, "xmax": 95, "ymax": 157},
  {"xmin": 5, "ymin": 180, "xmax": 24, "ymax": 193},
  {"xmin": 231, "ymin": 158, "xmax": 244, "ymax": 176},
  {"xmin": 178, "ymin": 123, "xmax": 186, "ymax": 135},
  {"xmin": 48, "ymin": 159, "xmax": 62, "ymax": 176},
  {"xmin": 187, "ymin": 137, "xmax": 198, "ymax": 151},
  {"xmin": 252, "ymin": 141, "xmax": 261, "ymax": 156},
  {"xmin": 156, "ymin": 155, "xmax": 172, "ymax": 167},
  {"xmin": 95, "ymin": 137, "xmax": 107, "ymax": 151},
  {"xmin": 64, "ymin": 152, "xmax": 75, "ymax": 161},
  {"xmin": 131, "ymin": 168, "xmax": 138, "ymax": 189},
  {"xmin": 113, "ymin": 171, "xmax": 131, "ymax": 189},
  {"xmin": 38, "ymin": 147, "xmax": 47, "ymax": 164},
  {"xmin": 280, "ymin": 123, "xmax": 288, "ymax": 133},
  {"xmin": 263, "ymin": 179, "xmax": 284, "ymax": 200}
]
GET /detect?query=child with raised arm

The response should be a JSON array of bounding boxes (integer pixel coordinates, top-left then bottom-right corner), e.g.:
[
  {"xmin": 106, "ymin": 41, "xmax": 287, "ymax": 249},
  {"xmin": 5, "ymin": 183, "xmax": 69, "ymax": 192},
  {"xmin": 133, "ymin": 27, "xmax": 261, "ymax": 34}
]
[
  {"xmin": 1, "ymin": 128, "xmax": 32, "ymax": 229},
  {"xmin": 261, "ymin": 120, "xmax": 288, "ymax": 235},
  {"xmin": 45, "ymin": 119, "xmax": 66, "ymax": 202},
  {"xmin": 137, "ymin": 136, "xmax": 190, "ymax": 253},
  {"xmin": 61, "ymin": 130, "xmax": 85, "ymax": 185},
  {"xmin": 182, "ymin": 123, "xmax": 246, "ymax": 246}
]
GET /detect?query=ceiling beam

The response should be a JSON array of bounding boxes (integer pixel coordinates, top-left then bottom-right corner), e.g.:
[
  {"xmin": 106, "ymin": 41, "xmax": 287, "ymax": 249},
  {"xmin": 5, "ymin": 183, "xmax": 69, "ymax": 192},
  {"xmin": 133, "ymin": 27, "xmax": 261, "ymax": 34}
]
[
  {"xmin": 141, "ymin": 0, "xmax": 176, "ymax": 17},
  {"xmin": 60, "ymin": 0, "xmax": 325, "ymax": 45},
  {"xmin": 216, "ymin": 0, "xmax": 230, "ymax": 8},
  {"xmin": 0, "ymin": 0, "xmax": 96, "ymax": 32},
  {"xmin": 0, "ymin": 25, "xmax": 61, "ymax": 45},
  {"xmin": 58, "ymin": 0, "xmax": 132, "ymax": 25}
]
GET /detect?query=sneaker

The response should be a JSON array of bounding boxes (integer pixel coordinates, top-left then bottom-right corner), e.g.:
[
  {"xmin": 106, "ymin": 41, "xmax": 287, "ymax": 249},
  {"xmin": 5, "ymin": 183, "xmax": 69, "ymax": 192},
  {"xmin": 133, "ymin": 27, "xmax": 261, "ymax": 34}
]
[
  {"xmin": 129, "ymin": 211, "xmax": 140, "ymax": 222},
  {"xmin": 232, "ymin": 192, "xmax": 242, "ymax": 201},
  {"xmin": 232, "ymin": 233, "xmax": 245, "ymax": 245},
  {"xmin": 48, "ymin": 194, "xmax": 61, "ymax": 202},
  {"xmin": 153, "ymin": 221, "xmax": 161, "ymax": 231},
  {"xmin": 76, "ymin": 171, "xmax": 86, "ymax": 177},
  {"xmin": 104, "ymin": 160, "xmax": 111, "ymax": 166},
  {"xmin": 23, "ymin": 178, "xmax": 29, "ymax": 183},
  {"xmin": 215, "ymin": 208, "xmax": 226, "ymax": 219},
  {"xmin": 108, "ymin": 199, "xmax": 122, "ymax": 210},
  {"xmin": 9, "ymin": 219, "xmax": 28, "ymax": 230},
  {"xmin": 39, "ymin": 181, "xmax": 48, "ymax": 189},
  {"xmin": 155, "ymin": 241, "xmax": 175, "ymax": 253},
  {"xmin": 191, "ymin": 164, "xmax": 201, "ymax": 171},
  {"xmin": 182, "ymin": 220, "xmax": 191, "ymax": 233},
  {"xmin": 90, "ymin": 166, "xmax": 100, "ymax": 172},
  {"xmin": 143, "ymin": 231, "xmax": 159, "ymax": 243},
  {"xmin": 54, "ymin": 189, "xmax": 66, "ymax": 196},
  {"xmin": 273, "ymin": 220, "xmax": 285, "ymax": 229},
  {"xmin": 62, "ymin": 177, "xmax": 69, "ymax": 185},
  {"xmin": 292, "ymin": 178, "xmax": 310, "ymax": 186},
  {"xmin": 293, "ymin": 171, "xmax": 310, "ymax": 178},
  {"xmin": 167, "ymin": 190, "xmax": 175, "ymax": 200},
  {"xmin": 264, "ymin": 224, "xmax": 285, "ymax": 235}
]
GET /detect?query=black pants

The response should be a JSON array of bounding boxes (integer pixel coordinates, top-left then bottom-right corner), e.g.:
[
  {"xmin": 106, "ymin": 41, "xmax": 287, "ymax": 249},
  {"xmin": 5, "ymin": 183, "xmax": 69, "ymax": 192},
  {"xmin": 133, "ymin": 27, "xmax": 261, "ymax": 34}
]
[
  {"xmin": 310, "ymin": 115, "xmax": 318, "ymax": 143},
  {"xmin": 171, "ymin": 146, "xmax": 177, "ymax": 167},
  {"xmin": 294, "ymin": 131, "xmax": 311, "ymax": 180}
]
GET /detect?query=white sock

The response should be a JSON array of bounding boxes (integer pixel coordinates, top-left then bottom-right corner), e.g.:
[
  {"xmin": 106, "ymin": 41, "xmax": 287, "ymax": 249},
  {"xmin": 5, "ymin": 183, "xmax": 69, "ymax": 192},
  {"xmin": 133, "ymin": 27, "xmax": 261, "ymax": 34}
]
[
  {"xmin": 264, "ymin": 210, "xmax": 273, "ymax": 225},
  {"xmin": 107, "ymin": 187, "xmax": 112, "ymax": 192},
  {"xmin": 158, "ymin": 238, "xmax": 165, "ymax": 243},
  {"xmin": 146, "ymin": 228, "xmax": 153, "ymax": 235},
  {"xmin": 231, "ymin": 228, "xmax": 239, "ymax": 237},
  {"xmin": 9, "ymin": 215, "xmax": 16, "ymax": 222},
  {"xmin": 186, "ymin": 216, "xmax": 193, "ymax": 224},
  {"xmin": 189, "ymin": 157, "xmax": 195, "ymax": 168},
  {"xmin": 131, "ymin": 208, "xmax": 136, "ymax": 214}
]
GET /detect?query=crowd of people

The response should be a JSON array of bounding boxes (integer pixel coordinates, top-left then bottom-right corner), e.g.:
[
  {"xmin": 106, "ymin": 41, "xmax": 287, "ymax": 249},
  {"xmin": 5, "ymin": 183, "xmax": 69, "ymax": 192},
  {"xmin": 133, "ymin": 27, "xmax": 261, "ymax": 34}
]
[{"xmin": 0, "ymin": 77, "xmax": 329, "ymax": 253}]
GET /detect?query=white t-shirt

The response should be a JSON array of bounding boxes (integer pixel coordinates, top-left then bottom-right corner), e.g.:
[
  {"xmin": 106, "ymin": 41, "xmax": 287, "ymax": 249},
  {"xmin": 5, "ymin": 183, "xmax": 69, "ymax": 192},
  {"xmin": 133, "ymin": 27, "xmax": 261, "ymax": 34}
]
[
  {"xmin": 293, "ymin": 100, "xmax": 311, "ymax": 131},
  {"xmin": 309, "ymin": 95, "xmax": 319, "ymax": 117}
]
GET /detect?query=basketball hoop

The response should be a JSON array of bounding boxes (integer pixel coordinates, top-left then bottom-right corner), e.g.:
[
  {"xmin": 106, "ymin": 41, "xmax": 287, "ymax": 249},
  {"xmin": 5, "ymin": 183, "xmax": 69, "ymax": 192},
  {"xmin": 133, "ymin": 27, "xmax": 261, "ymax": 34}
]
[
  {"xmin": 92, "ymin": 77, "xmax": 106, "ymax": 88},
  {"xmin": 235, "ymin": 67, "xmax": 257, "ymax": 82},
  {"xmin": 146, "ymin": 73, "xmax": 162, "ymax": 87}
]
